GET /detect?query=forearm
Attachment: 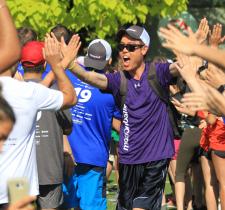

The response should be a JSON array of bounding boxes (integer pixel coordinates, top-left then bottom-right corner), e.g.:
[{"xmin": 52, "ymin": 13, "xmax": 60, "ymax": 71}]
[
  {"xmin": 207, "ymin": 88, "xmax": 225, "ymax": 116},
  {"xmin": 185, "ymin": 77, "xmax": 205, "ymax": 95},
  {"xmin": 0, "ymin": 0, "xmax": 21, "ymax": 71},
  {"xmin": 40, "ymin": 71, "xmax": 55, "ymax": 87},
  {"xmin": 112, "ymin": 118, "xmax": 121, "ymax": 133},
  {"xmin": 69, "ymin": 62, "xmax": 108, "ymax": 90},
  {"xmin": 193, "ymin": 45, "xmax": 225, "ymax": 69},
  {"xmin": 63, "ymin": 135, "xmax": 73, "ymax": 154},
  {"xmin": 52, "ymin": 64, "xmax": 77, "ymax": 108}
]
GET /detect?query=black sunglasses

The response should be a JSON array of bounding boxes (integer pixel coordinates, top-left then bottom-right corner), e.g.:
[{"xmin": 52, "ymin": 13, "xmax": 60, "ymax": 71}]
[{"xmin": 118, "ymin": 44, "xmax": 144, "ymax": 52}]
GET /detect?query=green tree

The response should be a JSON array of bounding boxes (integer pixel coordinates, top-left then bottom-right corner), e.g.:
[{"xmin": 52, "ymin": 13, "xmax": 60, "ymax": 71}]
[{"xmin": 7, "ymin": 0, "xmax": 188, "ymax": 44}]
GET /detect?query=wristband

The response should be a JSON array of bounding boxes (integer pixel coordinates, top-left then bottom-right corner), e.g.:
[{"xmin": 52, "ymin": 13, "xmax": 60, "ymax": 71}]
[
  {"xmin": 217, "ymin": 84, "xmax": 225, "ymax": 93},
  {"xmin": 197, "ymin": 61, "xmax": 208, "ymax": 75}
]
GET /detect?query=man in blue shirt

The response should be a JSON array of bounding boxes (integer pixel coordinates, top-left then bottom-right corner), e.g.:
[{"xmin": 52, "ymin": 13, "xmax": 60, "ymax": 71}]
[{"xmin": 62, "ymin": 39, "xmax": 121, "ymax": 210}]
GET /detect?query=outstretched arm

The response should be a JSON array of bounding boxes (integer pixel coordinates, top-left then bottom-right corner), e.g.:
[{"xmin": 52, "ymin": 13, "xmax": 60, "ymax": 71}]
[
  {"xmin": 44, "ymin": 34, "xmax": 77, "ymax": 109},
  {"xmin": 182, "ymin": 86, "xmax": 225, "ymax": 116},
  {"xmin": 60, "ymin": 35, "xmax": 108, "ymax": 90},
  {"xmin": 70, "ymin": 63, "xmax": 108, "ymax": 90},
  {"xmin": 0, "ymin": 0, "xmax": 21, "ymax": 72},
  {"xmin": 159, "ymin": 24, "xmax": 225, "ymax": 69}
]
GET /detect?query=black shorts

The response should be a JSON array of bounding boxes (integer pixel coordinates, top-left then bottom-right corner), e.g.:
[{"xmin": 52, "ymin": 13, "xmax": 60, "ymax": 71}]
[
  {"xmin": 198, "ymin": 147, "xmax": 212, "ymax": 160},
  {"xmin": 117, "ymin": 159, "xmax": 169, "ymax": 210},
  {"xmin": 212, "ymin": 150, "xmax": 225, "ymax": 158}
]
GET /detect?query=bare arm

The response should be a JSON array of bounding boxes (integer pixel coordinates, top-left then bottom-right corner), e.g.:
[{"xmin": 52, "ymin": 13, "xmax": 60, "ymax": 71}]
[
  {"xmin": 160, "ymin": 24, "xmax": 225, "ymax": 69},
  {"xmin": 182, "ymin": 87, "xmax": 225, "ymax": 116},
  {"xmin": 0, "ymin": 0, "xmax": 21, "ymax": 72},
  {"xmin": 44, "ymin": 34, "xmax": 77, "ymax": 109},
  {"xmin": 63, "ymin": 135, "xmax": 76, "ymax": 178},
  {"xmin": 192, "ymin": 45, "xmax": 225, "ymax": 69},
  {"xmin": 69, "ymin": 62, "xmax": 108, "ymax": 90},
  {"xmin": 112, "ymin": 117, "xmax": 121, "ymax": 133},
  {"xmin": 39, "ymin": 71, "xmax": 55, "ymax": 87},
  {"xmin": 59, "ymin": 34, "xmax": 108, "ymax": 90}
]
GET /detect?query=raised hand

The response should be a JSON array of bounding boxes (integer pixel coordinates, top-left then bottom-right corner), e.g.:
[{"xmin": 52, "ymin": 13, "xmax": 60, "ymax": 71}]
[
  {"xmin": 209, "ymin": 23, "xmax": 225, "ymax": 47},
  {"xmin": 182, "ymin": 92, "xmax": 208, "ymax": 112},
  {"xmin": 171, "ymin": 97, "xmax": 196, "ymax": 116},
  {"xmin": 60, "ymin": 34, "xmax": 81, "ymax": 69},
  {"xmin": 174, "ymin": 52, "xmax": 198, "ymax": 82},
  {"xmin": 43, "ymin": 33, "xmax": 61, "ymax": 69},
  {"xmin": 205, "ymin": 63, "xmax": 225, "ymax": 88},
  {"xmin": 159, "ymin": 24, "xmax": 197, "ymax": 55},
  {"xmin": 182, "ymin": 84, "xmax": 225, "ymax": 116},
  {"xmin": 195, "ymin": 18, "xmax": 209, "ymax": 44}
]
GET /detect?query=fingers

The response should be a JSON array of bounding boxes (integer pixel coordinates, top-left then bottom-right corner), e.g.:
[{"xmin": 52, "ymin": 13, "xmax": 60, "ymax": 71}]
[
  {"xmin": 60, "ymin": 36, "xmax": 66, "ymax": 46},
  {"xmin": 159, "ymin": 27, "xmax": 176, "ymax": 43},
  {"xmin": 68, "ymin": 34, "xmax": 81, "ymax": 57},
  {"xmin": 220, "ymin": 35, "xmax": 225, "ymax": 43},
  {"xmin": 209, "ymin": 23, "xmax": 223, "ymax": 46},
  {"xmin": 187, "ymin": 26, "xmax": 195, "ymax": 38},
  {"xmin": 202, "ymin": 18, "xmax": 209, "ymax": 34},
  {"xmin": 13, "ymin": 196, "xmax": 36, "ymax": 208},
  {"xmin": 214, "ymin": 23, "xmax": 222, "ymax": 38},
  {"xmin": 50, "ymin": 32, "xmax": 59, "ymax": 43},
  {"xmin": 198, "ymin": 18, "xmax": 205, "ymax": 31},
  {"xmin": 44, "ymin": 33, "xmax": 60, "ymax": 56},
  {"xmin": 182, "ymin": 93, "xmax": 202, "ymax": 104},
  {"xmin": 69, "ymin": 34, "xmax": 81, "ymax": 49},
  {"xmin": 171, "ymin": 97, "xmax": 183, "ymax": 107}
]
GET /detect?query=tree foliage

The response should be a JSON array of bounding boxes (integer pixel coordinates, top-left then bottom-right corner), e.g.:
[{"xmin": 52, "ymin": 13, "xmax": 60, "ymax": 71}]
[{"xmin": 7, "ymin": 0, "xmax": 188, "ymax": 43}]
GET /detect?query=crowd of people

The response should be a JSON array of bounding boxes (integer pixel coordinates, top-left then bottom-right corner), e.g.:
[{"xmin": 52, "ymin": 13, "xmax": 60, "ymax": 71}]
[{"xmin": 0, "ymin": 0, "xmax": 225, "ymax": 210}]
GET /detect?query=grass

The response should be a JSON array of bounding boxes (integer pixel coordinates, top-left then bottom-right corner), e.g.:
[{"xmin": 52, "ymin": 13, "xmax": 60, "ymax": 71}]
[{"xmin": 107, "ymin": 170, "xmax": 177, "ymax": 210}]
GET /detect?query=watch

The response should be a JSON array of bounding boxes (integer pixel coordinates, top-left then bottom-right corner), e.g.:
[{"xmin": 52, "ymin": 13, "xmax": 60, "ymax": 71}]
[
  {"xmin": 217, "ymin": 84, "xmax": 225, "ymax": 93},
  {"xmin": 197, "ymin": 61, "xmax": 208, "ymax": 75}
]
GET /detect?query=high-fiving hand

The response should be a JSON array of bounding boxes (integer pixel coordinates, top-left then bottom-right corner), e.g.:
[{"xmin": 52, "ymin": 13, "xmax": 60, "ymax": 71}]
[{"xmin": 60, "ymin": 34, "xmax": 81, "ymax": 69}]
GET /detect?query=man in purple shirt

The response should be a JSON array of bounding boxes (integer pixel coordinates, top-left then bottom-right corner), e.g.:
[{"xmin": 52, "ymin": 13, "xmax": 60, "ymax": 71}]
[{"xmin": 61, "ymin": 25, "xmax": 179, "ymax": 210}]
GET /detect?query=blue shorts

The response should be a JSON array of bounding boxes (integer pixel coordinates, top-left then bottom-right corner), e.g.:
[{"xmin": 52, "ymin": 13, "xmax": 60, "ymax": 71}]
[{"xmin": 62, "ymin": 164, "xmax": 106, "ymax": 210}]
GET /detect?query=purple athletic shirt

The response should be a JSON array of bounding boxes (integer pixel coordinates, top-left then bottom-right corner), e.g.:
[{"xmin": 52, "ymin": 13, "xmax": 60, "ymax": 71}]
[{"xmin": 105, "ymin": 62, "xmax": 175, "ymax": 164}]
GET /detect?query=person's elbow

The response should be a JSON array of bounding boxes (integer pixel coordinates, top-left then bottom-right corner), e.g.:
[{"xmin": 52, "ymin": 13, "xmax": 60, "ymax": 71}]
[{"xmin": 62, "ymin": 92, "xmax": 77, "ymax": 109}]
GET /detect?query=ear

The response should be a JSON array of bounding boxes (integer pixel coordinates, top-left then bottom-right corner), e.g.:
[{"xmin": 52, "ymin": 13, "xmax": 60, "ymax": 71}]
[{"xmin": 141, "ymin": 45, "xmax": 149, "ymax": 56}]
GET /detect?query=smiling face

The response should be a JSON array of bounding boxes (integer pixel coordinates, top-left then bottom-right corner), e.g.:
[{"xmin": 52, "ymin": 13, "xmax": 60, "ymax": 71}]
[{"xmin": 119, "ymin": 35, "xmax": 149, "ymax": 72}]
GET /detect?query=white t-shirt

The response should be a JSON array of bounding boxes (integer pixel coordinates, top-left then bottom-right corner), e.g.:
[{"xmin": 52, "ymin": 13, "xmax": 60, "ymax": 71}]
[{"xmin": 0, "ymin": 77, "xmax": 63, "ymax": 204}]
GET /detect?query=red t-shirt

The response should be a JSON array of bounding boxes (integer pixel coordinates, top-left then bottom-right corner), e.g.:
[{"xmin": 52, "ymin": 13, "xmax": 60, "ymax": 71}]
[{"xmin": 209, "ymin": 119, "xmax": 225, "ymax": 151}]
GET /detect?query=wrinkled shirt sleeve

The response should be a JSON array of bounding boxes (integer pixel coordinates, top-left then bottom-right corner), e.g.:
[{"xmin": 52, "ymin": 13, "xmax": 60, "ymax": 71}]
[{"xmin": 155, "ymin": 63, "xmax": 174, "ymax": 88}]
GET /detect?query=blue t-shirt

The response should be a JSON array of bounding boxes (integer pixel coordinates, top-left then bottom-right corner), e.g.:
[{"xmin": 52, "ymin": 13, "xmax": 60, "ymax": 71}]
[
  {"xmin": 66, "ymin": 69, "xmax": 121, "ymax": 167},
  {"xmin": 105, "ymin": 62, "xmax": 175, "ymax": 164},
  {"xmin": 17, "ymin": 63, "xmax": 51, "ymax": 79}
]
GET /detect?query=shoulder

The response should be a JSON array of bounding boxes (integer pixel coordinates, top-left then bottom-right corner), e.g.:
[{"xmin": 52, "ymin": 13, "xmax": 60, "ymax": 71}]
[
  {"xmin": 155, "ymin": 62, "xmax": 170, "ymax": 72},
  {"xmin": 104, "ymin": 71, "xmax": 121, "ymax": 90}
]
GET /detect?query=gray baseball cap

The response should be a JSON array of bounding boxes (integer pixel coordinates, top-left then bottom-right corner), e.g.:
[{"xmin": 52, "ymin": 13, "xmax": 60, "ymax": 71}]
[
  {"xmin": 117, "ymin": 25, "xmax": 150, "ymax": 47},
  {"xmin": 83, "ymin": 39, "xmax": 112, "ymax": 70}
]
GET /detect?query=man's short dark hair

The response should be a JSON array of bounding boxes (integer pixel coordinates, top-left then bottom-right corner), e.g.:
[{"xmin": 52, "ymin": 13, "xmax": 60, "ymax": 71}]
[
  {"xmin": 50, "ymin": 24, "xmax": 72, "ymax": 44},
  {"xmin": 23, "ymin": 64, "xmax": 45, "ymax": 74},
  {"xmin": 17, "ymin": 27, "xmax": 37, "ymax": 46}
]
